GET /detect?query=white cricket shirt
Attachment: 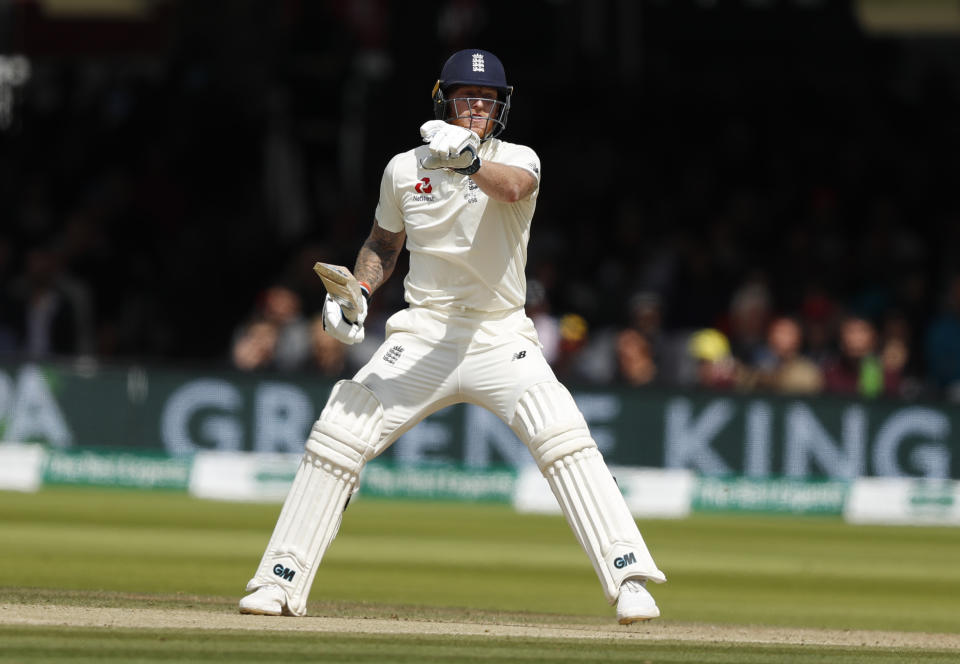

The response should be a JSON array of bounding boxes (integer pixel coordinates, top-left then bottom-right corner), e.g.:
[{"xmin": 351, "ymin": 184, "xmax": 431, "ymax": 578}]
[{"xmin": 374, "ymin": 137, "xmax": 541, "ymax": 315}]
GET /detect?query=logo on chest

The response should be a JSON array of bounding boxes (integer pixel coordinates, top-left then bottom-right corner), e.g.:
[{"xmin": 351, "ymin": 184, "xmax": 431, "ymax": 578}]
[
  {"xmin": 410, "ymin": 175, "xmax": 482, "ymax": 205},
  {"xmin": 413, "ymin": 177, "xmax": 435, "ymax": 201}
]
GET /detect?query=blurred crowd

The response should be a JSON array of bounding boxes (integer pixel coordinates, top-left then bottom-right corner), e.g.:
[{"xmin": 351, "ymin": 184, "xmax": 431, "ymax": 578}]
[
  {"xmin": 225, "ymin": 269, "xmax": 960, "ymax": 405},
  {"xmin": 2, "ymin": 1, "xmax": 959, "ymax": 402},
  {"xmin": 529, "ymin": 273, "xmax": 960, "ymax": 402}
]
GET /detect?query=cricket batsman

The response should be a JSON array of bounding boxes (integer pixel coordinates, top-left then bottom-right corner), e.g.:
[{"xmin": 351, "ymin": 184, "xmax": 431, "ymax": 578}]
[{"xmin": 239, "ymin": 48, "xmax": 666, "ymax": 624}]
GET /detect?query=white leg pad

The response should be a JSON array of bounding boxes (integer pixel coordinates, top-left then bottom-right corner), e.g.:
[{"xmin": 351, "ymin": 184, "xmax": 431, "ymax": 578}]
[
  {"xmin": 514, "ymin": 382, "xmax": 666, "ymax": 604},
  {"xmin": 245, "ymin": 380, "xmax": 383, "ymax": 616}
]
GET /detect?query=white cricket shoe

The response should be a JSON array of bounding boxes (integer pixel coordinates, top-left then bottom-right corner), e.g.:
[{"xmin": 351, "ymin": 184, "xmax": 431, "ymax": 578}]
[
  {"xmin": 616, "ymin": 578, "xmax": 660, "ymax": 624},
  {"xmin": 238, "ymin": 584, "xmax": 288, "ymax": 616}
]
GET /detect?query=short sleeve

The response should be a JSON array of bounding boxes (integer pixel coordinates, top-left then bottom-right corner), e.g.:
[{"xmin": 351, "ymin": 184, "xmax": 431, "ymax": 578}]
[
  {"xmin": 494, "ymin": 143, "xmax": 540, "ymax": 200},
  {"xmin": 502, "ymin": 144, "xmax": 541, "ymax": 185},
  {"xmin": 374, "ymin": 155, "xmax": 404, "ymax": 232}
]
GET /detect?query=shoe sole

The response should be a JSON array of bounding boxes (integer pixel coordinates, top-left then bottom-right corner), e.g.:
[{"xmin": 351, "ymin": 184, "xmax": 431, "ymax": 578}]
[
  {"xmin": 618, "ymin": 615, "xmax": 657, "ymax": 625},
  {"xmin": 238, "ymin": 606, "xmax": 283, "ymax": 616}
]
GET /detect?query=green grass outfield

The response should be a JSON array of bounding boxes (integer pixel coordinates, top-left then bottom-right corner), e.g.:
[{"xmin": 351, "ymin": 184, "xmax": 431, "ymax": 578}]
[{"xmin": 1, "ymin": 487, "xmax": 958, "ymax": 663}]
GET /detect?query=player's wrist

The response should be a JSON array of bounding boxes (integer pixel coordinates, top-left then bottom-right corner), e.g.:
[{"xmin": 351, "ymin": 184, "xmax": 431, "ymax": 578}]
[
  {"xmin": 453, "ymin": 156, "xmax": 481, "ymax": 175},
  {"xmin": 358, "ymin": 281, "xmax": 372, "ymax": 301}
]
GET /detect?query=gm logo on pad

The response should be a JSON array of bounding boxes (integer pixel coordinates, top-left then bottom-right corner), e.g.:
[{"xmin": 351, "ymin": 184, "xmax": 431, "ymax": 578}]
[
  {"xmin": 614, "ymin": 552, "xmax": 637, "ymax": 569},
  {"xmin": 273, "ymin": 564, "xmax": 296, "ymax": 581}
]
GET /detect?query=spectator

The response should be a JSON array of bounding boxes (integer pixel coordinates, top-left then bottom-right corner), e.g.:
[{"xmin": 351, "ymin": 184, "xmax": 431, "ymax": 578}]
[
  {"xmin": 525, "ymin": 279, "xmax": 560, "ymax": 365},
  {"xmin": 608, "ymin": 291, "xmax": 670, "ymax": 387},
  {"xmin": 231, "ymin": 318, "xmax": 279, "ymax": 371},
  {"xmin": 752, "ymin": 316, "xmax": 824, "ymax": 394},
  {"xmin": 306, "ymin": 315, "xmax": 349, "ymax": 377},
  {"xmin": 879, "ymin": 309, "xmax": 921, "ymax": 397},
  {"xmin": 822, "ymin": 315, "xmax": 901, "ymax": 398},
  {"xmin": 798, "ymin": 289, "xmax": 841, "ymax": 366},
  {"xmin": 686, "ymin": 328, "xmax": 740, "ymax": 390},
  {"xmin": 726, "ymin": 277, "xmax": 773, "ymax": 366},
  {"xmin": 4, "ymin": 245, "xmax": 95, "ymax": 358},
  {"xmin": 616, "ymin": 329, "xmax": 658, "ymax": 386},
  {"xmin": 551, "ymin": 313, "xmax": 591, "ymax": 382},
  {"xmin": 233, "ymin": 285, "xmax": 311, "ymax": 372},
  {"xmin": 627, "ymin": 291, "xmax": 672, "ymax": 375},
  {"xmin": 571, "ymin": 290, "xmax": 669, "ymax": 386}
]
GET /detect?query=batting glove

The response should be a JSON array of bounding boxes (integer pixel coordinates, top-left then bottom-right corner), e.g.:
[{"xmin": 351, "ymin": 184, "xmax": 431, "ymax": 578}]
[
  {"xmin": 419, "ymin": 120, "xmax": 448, "ymax": 143},
  {"xmin": 419, "ymin": 121, "xmax": 482, "ymax": 174},
  {"xmin": 321, "ymin": 293, "xmax": 367, "ymax": 345},
  {"xmin": 425, "ymin": 122, "xmax": 480, "ymax": 158}
]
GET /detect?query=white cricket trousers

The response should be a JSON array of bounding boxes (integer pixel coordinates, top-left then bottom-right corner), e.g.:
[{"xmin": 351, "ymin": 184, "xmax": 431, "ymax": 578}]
[{"xmin": 350, "ymin": 306, "xmax": 556, "ymax": 449}]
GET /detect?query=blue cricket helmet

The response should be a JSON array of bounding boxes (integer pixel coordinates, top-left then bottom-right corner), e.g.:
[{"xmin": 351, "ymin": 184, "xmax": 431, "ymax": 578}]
[{"xmin": 432, "ymin": 49, "xmax": 513, "ymax": 140}]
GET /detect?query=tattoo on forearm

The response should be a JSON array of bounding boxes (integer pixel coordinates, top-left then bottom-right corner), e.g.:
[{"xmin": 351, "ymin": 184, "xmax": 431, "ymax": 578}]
[{"xmin": 354, "ymin": 227, "xmax": 403, "ymax": 292}]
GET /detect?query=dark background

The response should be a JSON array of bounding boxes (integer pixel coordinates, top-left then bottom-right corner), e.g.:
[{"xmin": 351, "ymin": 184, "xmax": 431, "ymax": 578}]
[{"xmin": 1, "ymin": 0, "xmax": 959, "ymax": 395}]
